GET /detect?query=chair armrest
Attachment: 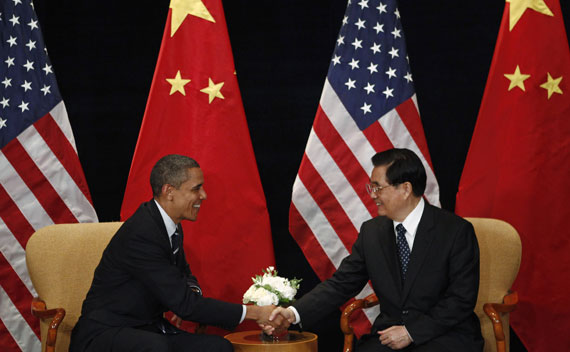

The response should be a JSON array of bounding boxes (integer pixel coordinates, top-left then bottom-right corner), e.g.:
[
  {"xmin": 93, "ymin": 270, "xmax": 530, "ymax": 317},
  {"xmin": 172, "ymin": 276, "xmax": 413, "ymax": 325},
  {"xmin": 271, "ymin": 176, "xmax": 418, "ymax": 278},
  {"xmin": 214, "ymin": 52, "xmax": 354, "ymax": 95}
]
[
  {"xmin": 483, "ymin": 291, "xmax": 518, "ymax": 352},
  {"xmin": 341, "ymin": 294, "xmax": 379, "ymax": 352},
  {"xmin": 31, "ymin": 297, "xmax": 66, "ymax": 352}
]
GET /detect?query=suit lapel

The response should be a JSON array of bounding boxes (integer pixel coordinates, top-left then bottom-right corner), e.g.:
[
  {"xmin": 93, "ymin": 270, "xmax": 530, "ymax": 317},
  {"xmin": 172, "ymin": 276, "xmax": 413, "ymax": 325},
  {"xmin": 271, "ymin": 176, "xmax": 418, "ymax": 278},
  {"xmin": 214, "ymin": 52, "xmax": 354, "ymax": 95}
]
[
  {"xmin": 147, "ymin": 200, "xmax": 176, "ymax": 263},
  {"xmin": 375, "ymin": 218, "xmax": 403, "ymax": 296},
  {"xmin": 401, "ymin": 204, "xmax": 435, "ymax": 302}
]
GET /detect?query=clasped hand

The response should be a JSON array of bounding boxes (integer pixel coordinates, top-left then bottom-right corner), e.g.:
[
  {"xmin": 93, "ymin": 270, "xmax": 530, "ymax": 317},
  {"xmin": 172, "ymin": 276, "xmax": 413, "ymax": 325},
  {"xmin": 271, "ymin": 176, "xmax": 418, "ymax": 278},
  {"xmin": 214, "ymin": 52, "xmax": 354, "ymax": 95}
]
[
  {"xmin": 378, "ymin": 325, "xmax": 412, "ymax": 350},
  {"xmin": 258, "ymin": 307, "xmax": 295, "ymax": 335}
]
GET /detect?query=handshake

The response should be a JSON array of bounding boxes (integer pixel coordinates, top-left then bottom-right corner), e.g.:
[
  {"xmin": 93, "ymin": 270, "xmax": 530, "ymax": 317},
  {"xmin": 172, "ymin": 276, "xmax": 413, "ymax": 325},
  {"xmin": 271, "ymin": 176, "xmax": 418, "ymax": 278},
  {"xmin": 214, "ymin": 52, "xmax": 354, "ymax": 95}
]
[{"xmin": 248, "ymin": 306, "xmax": 297, "ymax": 335}]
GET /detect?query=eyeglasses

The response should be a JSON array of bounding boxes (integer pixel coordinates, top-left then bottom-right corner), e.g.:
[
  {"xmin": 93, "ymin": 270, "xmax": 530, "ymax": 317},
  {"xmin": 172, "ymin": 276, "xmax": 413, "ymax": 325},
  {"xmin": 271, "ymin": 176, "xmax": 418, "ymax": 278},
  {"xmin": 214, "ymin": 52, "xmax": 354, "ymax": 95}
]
[{"xmin": 365, "ymin": 183, "xmax": 394, "ymax": 195}]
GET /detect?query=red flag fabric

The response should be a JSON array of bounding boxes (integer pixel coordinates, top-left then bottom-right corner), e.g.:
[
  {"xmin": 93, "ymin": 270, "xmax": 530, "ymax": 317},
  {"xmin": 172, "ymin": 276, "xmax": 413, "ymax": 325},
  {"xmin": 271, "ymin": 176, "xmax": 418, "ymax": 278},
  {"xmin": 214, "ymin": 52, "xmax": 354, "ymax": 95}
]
[
  {"xmin": 289, "ymin": 0, "xmax": 439, "ymax": 337},
  {"xmin": 456, "ymin": 0, "xmax": 570, "ymax": 350},
  {"xmin": 120, "ymin": 0, "xmax": 274, "ymax": 332},
  {"xmin": 0, "ymin": 0, "xmax": 98, "ymax": 350}
]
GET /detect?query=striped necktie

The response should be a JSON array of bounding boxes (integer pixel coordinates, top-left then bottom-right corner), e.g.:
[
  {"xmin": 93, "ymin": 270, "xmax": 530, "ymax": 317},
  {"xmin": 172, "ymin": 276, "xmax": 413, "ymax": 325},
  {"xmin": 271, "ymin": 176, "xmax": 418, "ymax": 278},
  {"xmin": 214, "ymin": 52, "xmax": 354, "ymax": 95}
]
[{"xmin": 171, "ymin": 231, "xmax": 180, "ymax": 255}]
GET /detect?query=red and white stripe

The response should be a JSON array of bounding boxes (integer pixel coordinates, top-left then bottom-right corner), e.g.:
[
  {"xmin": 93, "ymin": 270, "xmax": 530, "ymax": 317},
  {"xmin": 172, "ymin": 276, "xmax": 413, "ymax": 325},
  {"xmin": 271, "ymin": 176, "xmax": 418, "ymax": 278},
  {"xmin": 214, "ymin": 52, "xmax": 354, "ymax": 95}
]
[
  {"xmin": 290, "ymin": 80, "xmax": 439, "ymax": 335},
  {"xmin": 0, "ymin": 101, "xmax": 98, "ymax": 351}
]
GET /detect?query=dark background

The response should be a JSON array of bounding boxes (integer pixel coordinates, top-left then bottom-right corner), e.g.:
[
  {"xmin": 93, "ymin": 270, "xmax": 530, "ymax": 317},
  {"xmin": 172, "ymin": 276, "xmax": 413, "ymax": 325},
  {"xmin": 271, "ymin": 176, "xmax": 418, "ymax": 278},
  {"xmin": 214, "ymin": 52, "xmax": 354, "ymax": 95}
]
[{"xmin": 33, "ymin": 1, "xmax": 570, "ymax": 351}]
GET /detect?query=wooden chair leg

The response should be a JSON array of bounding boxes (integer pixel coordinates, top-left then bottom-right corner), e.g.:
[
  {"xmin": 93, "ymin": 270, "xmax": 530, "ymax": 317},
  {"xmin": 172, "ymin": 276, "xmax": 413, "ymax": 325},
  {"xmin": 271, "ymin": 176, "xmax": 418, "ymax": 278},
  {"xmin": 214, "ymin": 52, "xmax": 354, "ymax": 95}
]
[
  {"xmin": 483, "ymin": 292, "xmax": 518, "ymax": 352},
  {"xmin": 341, "ymin": 294, "xmax": 379, "ymax": 352},
  {"xmin": 31, "ymin": 297, "xmax": 66, "ymax": 352}
]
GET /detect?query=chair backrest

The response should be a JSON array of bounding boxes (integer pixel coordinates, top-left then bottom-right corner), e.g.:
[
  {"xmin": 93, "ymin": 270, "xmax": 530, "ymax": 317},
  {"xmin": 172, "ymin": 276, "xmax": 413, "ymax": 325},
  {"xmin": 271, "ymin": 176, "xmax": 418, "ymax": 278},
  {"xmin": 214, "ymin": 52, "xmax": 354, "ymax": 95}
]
[
  {"xmin": 26, "ymin": 222, "xmax": 123, "ymax": 352},
  {"xmin": 465, "ymin": 218, "xmax": 521, "ymax": 352}
]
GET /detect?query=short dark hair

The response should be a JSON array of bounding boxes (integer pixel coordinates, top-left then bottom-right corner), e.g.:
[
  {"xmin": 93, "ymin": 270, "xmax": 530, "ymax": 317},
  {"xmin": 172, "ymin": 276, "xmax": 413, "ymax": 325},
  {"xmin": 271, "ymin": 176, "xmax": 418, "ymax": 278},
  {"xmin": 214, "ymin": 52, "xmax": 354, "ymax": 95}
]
[
  {"xmin": 150, "ymin": 155, "xmax": 200, "ymax": 197},
  {"xmin": 371, "ymin": 148, "xmax": 426, "ymax": 197}
]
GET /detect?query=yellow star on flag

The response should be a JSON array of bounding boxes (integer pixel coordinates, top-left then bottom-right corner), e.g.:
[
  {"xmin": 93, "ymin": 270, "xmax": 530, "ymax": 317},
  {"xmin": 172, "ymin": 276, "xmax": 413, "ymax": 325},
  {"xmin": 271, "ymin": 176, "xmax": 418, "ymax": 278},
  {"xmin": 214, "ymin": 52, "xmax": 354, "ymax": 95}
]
[
  {"xmin": 539, "ymin": 72, "xmax": 563, "ymax": 99},
  {"xmin": 200, "ymin": 78, "xmax": 225, "ymax": 103},
  {"xmin": 170, "ymin": 0, "xmax": 215, "ymax": 37},
  {"xmin": 504, "ymin": 65, "xmax": 531, "ymax": 91},
  {"xmin": 166, "ymin": 70, "xmax": 191, "ymax": 96},
  {"xmin": 506, "ymin": 0, "xmax": 553, "ymax": 31}
]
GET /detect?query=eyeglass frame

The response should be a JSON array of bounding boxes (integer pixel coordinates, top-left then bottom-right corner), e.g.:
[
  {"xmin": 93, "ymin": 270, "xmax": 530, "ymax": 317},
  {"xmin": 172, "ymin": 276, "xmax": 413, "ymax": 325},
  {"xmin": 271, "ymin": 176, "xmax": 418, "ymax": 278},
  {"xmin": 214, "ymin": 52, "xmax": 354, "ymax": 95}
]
[{"xmin": 365, "ymin": 182, "xmax": 396, "ymax": 195}]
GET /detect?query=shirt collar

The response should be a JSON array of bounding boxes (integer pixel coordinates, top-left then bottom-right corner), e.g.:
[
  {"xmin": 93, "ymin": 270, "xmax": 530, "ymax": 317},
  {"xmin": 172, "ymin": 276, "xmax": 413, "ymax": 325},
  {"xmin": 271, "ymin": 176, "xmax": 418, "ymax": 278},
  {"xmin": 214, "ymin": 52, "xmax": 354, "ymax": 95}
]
[
  {"xmin": 154, "ymin": 199, "xmax": 178, "ymax": 238},
  {"xmin": 393, "ymin": 197, "xmax": 425, "ymax": 238}
]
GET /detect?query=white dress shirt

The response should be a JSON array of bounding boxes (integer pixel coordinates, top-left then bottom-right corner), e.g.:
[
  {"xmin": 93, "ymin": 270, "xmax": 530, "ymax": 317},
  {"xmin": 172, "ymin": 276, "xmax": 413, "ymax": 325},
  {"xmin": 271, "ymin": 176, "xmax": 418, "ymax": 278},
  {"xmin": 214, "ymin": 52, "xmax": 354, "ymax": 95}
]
[{"xmin": 392, "ymin": 198, "xmax": 425, "ymax": 251}]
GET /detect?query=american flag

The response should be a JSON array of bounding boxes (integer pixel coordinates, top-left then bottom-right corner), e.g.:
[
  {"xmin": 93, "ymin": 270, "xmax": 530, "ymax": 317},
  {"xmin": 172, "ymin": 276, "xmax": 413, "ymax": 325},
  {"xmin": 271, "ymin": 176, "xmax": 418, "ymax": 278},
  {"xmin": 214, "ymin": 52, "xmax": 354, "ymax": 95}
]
[
  {"xmin": 0, "ymin": 0, "xmax": 98, "ymax": 350},
  {"xmin": 289, "ymin": 0, "xmax": 440, "ymax": 336}
]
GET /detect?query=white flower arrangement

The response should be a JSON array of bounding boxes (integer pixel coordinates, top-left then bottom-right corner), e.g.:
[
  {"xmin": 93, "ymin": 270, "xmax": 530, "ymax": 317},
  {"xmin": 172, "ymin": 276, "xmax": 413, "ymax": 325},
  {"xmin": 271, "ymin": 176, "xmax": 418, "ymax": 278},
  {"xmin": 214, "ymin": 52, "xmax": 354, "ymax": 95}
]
[{"xmin": 243, "ymin": 266, "xmax": 302, "ymax": 306}]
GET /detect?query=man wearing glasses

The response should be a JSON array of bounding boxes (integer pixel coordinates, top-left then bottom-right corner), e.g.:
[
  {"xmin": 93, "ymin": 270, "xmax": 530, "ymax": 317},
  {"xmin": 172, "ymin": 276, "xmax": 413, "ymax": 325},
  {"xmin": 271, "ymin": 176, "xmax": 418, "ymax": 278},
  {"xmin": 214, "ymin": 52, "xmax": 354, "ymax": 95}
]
[{"xmin": 266, "ymin": 148, "xmax": 483, "ymax": 351}]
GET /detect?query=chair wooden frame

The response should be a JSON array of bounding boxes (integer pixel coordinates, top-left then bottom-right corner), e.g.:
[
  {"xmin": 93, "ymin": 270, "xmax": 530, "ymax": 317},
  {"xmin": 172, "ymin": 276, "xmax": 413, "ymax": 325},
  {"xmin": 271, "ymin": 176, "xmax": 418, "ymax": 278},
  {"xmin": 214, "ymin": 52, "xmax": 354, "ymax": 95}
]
[
  {"xmin": 483, "ymin": 291, "xmax": 518, "ymax": 352},
  {"xmin": 31, "ymin": 297, "xmax": 66, "ymax": 352}
]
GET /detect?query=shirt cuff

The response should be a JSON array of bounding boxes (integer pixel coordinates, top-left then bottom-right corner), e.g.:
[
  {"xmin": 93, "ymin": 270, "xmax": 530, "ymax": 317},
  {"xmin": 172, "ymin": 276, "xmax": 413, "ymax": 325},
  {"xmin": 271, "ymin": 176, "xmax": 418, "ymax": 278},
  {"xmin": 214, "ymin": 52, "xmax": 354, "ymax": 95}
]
[
  {"xmin": 403, "ymin": 325, "xmax": 413, "ymax": 342},
  {"xmin": 239, "ymin": 305, "xmax": 247, "ymax": 324},
  {"xmin": 288, "ymin": 306, "xmax": 301, "ymax": 325}
]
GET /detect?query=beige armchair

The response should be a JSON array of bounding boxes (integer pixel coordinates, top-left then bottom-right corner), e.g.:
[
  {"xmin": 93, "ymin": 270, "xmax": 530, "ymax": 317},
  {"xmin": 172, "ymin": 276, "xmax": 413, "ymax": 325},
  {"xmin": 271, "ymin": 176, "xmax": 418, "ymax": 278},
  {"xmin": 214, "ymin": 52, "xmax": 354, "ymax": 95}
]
[
  {"xmin": 341, "ymin": 217, "xmax": 522, "ymax": 352},
  {"xmin": 26, "ymin": 222, "xmax": 123, "ymax": 352}
]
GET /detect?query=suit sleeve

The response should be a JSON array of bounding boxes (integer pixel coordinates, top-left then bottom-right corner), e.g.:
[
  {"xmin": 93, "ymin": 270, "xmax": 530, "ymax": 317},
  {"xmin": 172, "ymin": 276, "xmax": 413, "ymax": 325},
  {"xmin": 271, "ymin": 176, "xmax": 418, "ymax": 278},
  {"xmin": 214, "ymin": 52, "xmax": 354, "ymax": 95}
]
[
  {"xmin": 406, "ymin": 221, "xmax": 480, "ymax": 344},
  {"xmin": 293, "ymin": 232, "xmax": 370, "ymax": 328},
  {"xmin": 121, "ymin": 225, "xmax": 243, "ymax": 330}
]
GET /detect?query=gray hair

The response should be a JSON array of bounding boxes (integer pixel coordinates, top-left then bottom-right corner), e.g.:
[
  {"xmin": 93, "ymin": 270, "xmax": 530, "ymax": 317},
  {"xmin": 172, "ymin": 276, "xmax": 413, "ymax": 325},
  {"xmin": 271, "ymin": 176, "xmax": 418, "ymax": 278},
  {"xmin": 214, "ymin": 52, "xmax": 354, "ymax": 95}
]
[{"xmin": 150, "ymin": 154, "xmax": 200, "ymax": 197}]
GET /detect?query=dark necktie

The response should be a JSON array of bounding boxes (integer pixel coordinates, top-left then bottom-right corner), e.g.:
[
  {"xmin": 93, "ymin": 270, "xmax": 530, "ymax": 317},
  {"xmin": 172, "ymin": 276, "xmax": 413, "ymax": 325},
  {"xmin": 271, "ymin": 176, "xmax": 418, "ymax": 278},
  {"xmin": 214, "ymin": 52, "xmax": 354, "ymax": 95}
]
[
  {"xmin": 171, "ymin": 231, "xmax": 180, "ymax": 255},
  {"xmin": 396, "ymin": 224, "xmax": 410, "ymax": 282}
]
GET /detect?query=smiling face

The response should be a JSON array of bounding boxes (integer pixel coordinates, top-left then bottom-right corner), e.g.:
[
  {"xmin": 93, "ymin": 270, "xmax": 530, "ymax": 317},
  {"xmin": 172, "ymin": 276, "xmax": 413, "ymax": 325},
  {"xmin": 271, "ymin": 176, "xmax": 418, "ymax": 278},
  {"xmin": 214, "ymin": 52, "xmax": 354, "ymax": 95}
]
[
  {"xmin": 162, "ymin": 167, "xmax": 207, "ymax": 224},
  {"xmin": 369, "ymin": 165, "xmax": 410, "ymax": 222}
]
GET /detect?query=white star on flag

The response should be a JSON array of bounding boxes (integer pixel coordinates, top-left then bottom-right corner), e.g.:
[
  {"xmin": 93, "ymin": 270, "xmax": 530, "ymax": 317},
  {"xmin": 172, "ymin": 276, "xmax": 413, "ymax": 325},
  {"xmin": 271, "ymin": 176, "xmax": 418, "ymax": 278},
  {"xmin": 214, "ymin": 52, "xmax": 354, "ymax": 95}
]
[
  {"xmin": 388, "ymin": 47, "xmax": 399, "ymax": 58},
  {"xmin": 349, "ymin": 58, "xmax": 360, "ymax": 70},
  {"xmin": 360, "ymin": 102, "xmax": 372, "ymax": 114},
  {"xmin": 382, "ymin": 86, "xmax": 394, "ymax": 98}
]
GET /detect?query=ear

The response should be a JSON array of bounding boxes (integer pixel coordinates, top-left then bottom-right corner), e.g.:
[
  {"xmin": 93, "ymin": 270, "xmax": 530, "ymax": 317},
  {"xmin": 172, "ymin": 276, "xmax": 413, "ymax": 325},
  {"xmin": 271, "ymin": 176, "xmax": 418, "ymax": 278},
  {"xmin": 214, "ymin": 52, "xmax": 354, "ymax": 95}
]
[
  {"xmin": 402, "ymin": 182, "xmax": 413, "ymax": 198},
  {"xmin": 161, "ymin": 184, "xmax": 173, "ymax": 200}
]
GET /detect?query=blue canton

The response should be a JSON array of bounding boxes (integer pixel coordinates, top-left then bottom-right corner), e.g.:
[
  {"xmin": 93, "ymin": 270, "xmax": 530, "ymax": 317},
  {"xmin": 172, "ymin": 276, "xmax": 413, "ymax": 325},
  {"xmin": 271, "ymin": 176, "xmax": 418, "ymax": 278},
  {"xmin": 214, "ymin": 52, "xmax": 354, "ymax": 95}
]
[
  {"xmin": 0, "ymin": 0, "xmax": 62, "ymax": 149},
  {"xmin": 327, "ymin": 0, "xmax": 415, "ymax": 131}
]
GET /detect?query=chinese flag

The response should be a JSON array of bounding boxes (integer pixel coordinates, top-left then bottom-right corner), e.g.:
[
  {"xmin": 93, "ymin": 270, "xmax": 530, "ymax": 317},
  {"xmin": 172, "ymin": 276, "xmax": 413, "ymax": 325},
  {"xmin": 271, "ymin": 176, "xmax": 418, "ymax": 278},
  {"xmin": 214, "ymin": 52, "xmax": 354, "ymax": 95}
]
[
  {"xmin": 456, "ymin": 0, "xmax": 570, "ymax": 350},
  {"xmin": 121, "ymin": 0, "xmax": 275, "ymax": 332}
]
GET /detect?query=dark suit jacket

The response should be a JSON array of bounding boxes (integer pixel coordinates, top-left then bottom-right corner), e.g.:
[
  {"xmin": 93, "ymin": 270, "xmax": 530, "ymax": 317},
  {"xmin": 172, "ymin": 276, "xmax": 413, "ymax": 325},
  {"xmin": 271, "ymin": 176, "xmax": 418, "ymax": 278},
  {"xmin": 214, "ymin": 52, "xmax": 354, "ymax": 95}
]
[
  {"xmin": 69, "ymin": 200, "xmax": 243, "ymax": 351},
  {"xmin": 293, "ymin": 204, "xmax": 483, "ymax": 351}
]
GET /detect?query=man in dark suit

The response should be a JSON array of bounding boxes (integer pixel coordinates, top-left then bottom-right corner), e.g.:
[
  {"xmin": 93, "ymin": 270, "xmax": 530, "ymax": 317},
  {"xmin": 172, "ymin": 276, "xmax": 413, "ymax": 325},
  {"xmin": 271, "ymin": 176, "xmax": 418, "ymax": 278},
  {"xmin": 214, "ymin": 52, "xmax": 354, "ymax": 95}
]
[
  {"xmin": 70, "ymin": 154, "xmax": 274, "ymax": 352},
  {"xmin": 266, "ymin": 148, "xmax": 483, "ymax": 351}
]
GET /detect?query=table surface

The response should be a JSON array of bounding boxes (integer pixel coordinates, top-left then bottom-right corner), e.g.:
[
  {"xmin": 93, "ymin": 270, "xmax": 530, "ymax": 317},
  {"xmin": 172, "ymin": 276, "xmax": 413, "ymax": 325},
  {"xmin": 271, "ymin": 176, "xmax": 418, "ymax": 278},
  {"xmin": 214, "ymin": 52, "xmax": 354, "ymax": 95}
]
[{"xmin": 225, "ymin": 330, "xmax": 317, "ymax": 351}]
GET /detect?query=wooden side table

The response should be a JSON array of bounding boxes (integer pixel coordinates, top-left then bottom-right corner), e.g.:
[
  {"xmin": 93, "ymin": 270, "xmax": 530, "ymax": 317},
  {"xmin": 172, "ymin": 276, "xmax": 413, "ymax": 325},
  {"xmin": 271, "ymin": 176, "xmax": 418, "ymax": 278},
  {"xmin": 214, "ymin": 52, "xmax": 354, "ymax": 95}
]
[{"xmin": 225, "ymin": 330, "xmax": 318, "ymax": 352}]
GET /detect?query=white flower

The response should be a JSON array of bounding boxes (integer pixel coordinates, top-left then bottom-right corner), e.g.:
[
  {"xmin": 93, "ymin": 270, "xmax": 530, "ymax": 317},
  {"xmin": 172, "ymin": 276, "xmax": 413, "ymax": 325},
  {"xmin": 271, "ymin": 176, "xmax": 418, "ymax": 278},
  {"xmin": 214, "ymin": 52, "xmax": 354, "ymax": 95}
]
[
  {"xmin": 256, "ymin": 291, "xmax": 279, "ymax": 306},
  {"xmin": 261, "ymin": 275, "xmax": 286, "ymax": 290},
  {"xmin": 243, "ymin": 286, "xmax": 278, "ymax": 306},
  {"xmin": 242, "ymin": 267, "xmax": 301, "ymax": 306},
  {"xmin": 281, "ymin": 285, "xmax": 297, "ymax": 300}
]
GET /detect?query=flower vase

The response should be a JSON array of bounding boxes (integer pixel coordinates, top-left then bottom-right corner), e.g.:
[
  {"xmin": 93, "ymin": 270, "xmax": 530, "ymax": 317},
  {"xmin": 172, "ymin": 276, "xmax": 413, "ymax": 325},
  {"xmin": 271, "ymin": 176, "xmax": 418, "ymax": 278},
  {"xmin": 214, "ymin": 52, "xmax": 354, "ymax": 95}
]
[{"xmin": 261, "ymin": 327, "xmax": 289, "ymax": 342}]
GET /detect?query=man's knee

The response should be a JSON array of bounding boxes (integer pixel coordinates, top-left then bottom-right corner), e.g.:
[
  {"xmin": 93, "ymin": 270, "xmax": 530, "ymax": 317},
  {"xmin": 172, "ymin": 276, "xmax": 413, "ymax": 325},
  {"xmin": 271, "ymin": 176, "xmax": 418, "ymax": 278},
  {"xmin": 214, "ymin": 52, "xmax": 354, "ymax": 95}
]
[
  {"xmin": 107, "ymin": 327, "xmax": 170, "ymax": 352},
  {"xmin": 141, "ymin": 338, "xmax": 170, "ymax": 352}
]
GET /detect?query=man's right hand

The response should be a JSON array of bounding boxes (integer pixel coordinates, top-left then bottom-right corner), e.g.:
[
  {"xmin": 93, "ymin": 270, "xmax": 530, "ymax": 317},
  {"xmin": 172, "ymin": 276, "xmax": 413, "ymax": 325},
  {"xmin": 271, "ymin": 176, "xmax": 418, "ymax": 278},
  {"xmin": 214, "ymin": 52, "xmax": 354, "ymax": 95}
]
[
  {"xmin": 260, "ymin": 307, "xmax": 295, "ymax": 335},
  {"xmin": 244, "ymin": 304, "xmax": 276, "ymax": 325}
]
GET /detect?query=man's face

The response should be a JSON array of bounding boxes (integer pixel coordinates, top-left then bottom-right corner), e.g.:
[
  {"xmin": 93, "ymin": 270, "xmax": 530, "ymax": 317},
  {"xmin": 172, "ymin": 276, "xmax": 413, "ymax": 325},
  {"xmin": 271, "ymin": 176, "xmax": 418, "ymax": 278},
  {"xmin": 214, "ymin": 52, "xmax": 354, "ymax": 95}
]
[
  {"xmin": 169, "ymin": 167, "xmax": 207, "ymax": 222},
  {"xmin": 369, "ymin": 165, "xmax": 405, "ymax": 220}
]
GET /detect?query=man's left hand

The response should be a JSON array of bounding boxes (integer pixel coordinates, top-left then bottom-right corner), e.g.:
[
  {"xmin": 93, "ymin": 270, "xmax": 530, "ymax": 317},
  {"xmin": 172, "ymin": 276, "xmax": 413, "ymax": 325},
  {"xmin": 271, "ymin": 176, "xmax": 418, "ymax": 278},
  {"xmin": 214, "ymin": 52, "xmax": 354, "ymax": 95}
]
[{"xmin": 378, "ymin": 325, "xmax": 412, "ymax": 350}]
